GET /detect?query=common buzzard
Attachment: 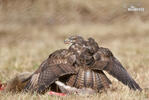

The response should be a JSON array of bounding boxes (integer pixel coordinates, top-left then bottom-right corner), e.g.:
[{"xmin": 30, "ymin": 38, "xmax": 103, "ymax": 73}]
[{"xmin": 23, "ymin": 35, "xmax": 142, "ymax": 94}]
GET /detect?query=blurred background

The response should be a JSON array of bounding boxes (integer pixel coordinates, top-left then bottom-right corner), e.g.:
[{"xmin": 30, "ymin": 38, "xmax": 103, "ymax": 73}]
[
  {"xmin": 0, "ymin": 0, "xmax": 148, "ymax": 46},
  {"xmin": 0, "ymin": 0, "xmax": 149, "ymax": 90}
]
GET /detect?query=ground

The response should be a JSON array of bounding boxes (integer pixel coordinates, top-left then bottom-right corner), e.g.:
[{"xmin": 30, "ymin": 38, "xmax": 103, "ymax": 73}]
[{"xmin": 0, "ymin": 0, "xmax": 149, "ymax": 100}]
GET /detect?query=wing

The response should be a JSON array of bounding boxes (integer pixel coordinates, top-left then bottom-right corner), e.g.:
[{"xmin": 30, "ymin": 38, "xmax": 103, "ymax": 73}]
[
  {"xmin": 91, "ymin": 49, "xmax": 142, "ymax": 91},
  {"xmin": 24, "ymin": 64, "xmax": 76, "ymax": 94},
  {"xmin": 105, "ymin": 57, "xmax": 142, "ymax": 91},
  {"xmin": 24, "ymin": 48, "xmax": 78, "ymax": 94}
]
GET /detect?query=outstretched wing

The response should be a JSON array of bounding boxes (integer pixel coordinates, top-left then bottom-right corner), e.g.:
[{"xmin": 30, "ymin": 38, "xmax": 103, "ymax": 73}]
[
  {"xmin": 24, "ymin": 63, "xmax": 76, "ymax": 94},
  {"xmin": 24, "ymin": 48, "xmax": 78, "ymax": 94},
  {"xmin": 91, "ymin": 48, "xmax": 142, "ymax": 91},
  {"xmin": 105, "ymin": 57, "xmax": 142, "ymax": 91}
]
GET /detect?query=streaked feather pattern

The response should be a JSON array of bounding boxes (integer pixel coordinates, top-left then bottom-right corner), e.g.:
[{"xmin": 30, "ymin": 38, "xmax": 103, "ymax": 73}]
[
  {"xmin": 66, "ymin": 67, "xmax": 111, "ymax": 92},
  {"xmin": 24, "ymin": 49, "xmax": 77, "ymax": 94},
  {"xmin": 24, "ymin": 36, "xmax": 142, "ymax": 94}
]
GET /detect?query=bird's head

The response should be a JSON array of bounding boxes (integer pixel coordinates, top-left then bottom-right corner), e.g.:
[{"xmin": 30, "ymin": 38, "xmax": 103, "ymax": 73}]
[
  {"xmin": 64, "ymin": 36, "xmax": 91, "ymax": 60},
  {"xmin": 64, "ymin": 35, "xmax": 86, "ymax": 54},
  {"xmin": 64, "ymin": 35, "xmax": 85, "ymax": 45}
]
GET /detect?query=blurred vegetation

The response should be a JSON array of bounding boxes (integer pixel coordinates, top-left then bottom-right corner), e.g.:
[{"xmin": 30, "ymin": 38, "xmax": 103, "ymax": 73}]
[{"xmin": 0, "ymin": 0, "xmax": 149, "ymax": 25}]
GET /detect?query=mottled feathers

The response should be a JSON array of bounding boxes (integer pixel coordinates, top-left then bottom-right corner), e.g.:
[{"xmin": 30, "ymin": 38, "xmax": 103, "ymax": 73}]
[
  {"xmin": 24, "ymin": 49, "xmax": 77, "ymax": 94},
  {"xmin": 24, "ymin": 36, "xmax": 142, "ymax": 94}
]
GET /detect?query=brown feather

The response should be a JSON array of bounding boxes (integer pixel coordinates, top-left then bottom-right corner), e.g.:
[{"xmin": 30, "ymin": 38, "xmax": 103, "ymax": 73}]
[
  {"xmin": 66, "ymin": 67, "xmax": 111, "ymax": 92},
  {"xmin": 34, "ymin": 64, "xmax": 76, "ymax": 93},
  {"xmin": 24, "ymin": 49, "xmax": 77, "ymax": 94},
  {"xmin": 91, "ymin": 48, "xmax": 142, "ymax": 91}
]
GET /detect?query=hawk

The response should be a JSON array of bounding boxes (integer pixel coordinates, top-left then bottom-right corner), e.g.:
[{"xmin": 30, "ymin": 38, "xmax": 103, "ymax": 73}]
[
  {"xmin": 24, "ymin": 36, "xmax": 111, "ymax": 94},
  {"xmin": 23, "ymin": 35, "xmax": 142, "ymax": 94}
]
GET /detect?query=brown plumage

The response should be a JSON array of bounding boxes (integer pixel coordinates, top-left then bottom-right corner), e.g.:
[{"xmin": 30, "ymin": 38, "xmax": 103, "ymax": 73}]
[
  {"xmin": 91, "ymin": 47, "xmax": 142, "ymax": 91},
  {"xmin": 66, "ymin": 67, "xmax": 111, "ymax": 92},
  {"xmin": 85, "ymin": 37, "xmax": 142, "ymax": 91},
  {"xmin": 24, "ymin": 36, "xmax": 112, "ymax": 94},
  {"xmin": 24, "ymin": 49, "xmax": 77, "ymax": 94},
  {"xmin": 64, "ymin": 36, "xmax": 112, "ymax": 92},
  {"xmin": 24, "ymin": 37, "xmax": 95, "ymax": 94},
  {"xmin": 23, "ymin": 35, "xmax": 142, "ymax": 94},
  {"xmin": 65, "ymin": 36, "xmax": 142, "ymax": 91}
]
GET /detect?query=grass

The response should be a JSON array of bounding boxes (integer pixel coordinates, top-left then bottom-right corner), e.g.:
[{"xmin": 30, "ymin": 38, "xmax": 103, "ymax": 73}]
[{"xmin": 0, "ymin": 0, "xmax": 149, "ymax": 100}]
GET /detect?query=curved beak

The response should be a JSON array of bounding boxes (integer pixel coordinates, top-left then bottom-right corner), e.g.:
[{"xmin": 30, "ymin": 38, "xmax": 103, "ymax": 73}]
[{"xmin": 64, "ymin": 38, "xmax": 71, "ymax": 44}]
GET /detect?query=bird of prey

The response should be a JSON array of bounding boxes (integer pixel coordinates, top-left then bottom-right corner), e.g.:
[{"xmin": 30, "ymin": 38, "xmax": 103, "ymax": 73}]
[
  {"xmin": 65, "ymin": 36, "xmax": 142, "ymax": 91},
  {"xmin": 63, "ymin": 36, "xmax": 111, "ymax": 92},
  {"xmin": 23, "ymin": 36, "xmax": 111, "ymax": 94},
  {"xmin": 23, "ymin": 35, "xmax": 142, "ymax": 94}
]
